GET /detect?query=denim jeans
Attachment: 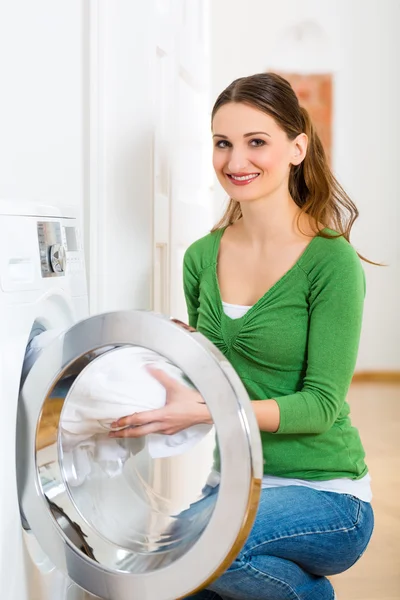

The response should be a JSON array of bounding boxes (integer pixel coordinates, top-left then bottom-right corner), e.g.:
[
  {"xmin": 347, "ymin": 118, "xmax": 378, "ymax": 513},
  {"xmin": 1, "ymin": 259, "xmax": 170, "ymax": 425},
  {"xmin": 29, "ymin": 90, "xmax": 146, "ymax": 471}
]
[{"xmin": 183, "ymin": 485, "xmax": 374, "ymax": 600}]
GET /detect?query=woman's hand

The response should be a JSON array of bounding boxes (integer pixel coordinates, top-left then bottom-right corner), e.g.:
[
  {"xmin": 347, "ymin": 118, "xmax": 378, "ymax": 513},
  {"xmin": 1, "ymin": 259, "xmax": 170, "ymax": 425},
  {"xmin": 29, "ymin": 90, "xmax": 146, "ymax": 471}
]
[{"xmin": 108, "ymin": 366, "xmax": 212, "ymax": 439}]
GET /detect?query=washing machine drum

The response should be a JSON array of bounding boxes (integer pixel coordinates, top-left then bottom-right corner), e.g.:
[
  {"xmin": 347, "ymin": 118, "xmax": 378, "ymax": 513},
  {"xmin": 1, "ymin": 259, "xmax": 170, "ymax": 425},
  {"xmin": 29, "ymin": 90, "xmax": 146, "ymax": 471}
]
[{"xmin": 17, "ymin": 311, "xmax": 262, "ymax": 600}]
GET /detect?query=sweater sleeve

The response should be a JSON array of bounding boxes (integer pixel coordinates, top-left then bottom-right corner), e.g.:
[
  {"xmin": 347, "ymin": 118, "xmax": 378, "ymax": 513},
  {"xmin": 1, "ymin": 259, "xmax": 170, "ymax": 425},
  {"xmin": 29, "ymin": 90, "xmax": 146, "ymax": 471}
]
[
  {"xmin": 183, "ymin": 246, "xmax": 200, "ymax": 329},
  {"xmin": 274, "ymin": 242, "xmax": 366, "ymax": 435}
]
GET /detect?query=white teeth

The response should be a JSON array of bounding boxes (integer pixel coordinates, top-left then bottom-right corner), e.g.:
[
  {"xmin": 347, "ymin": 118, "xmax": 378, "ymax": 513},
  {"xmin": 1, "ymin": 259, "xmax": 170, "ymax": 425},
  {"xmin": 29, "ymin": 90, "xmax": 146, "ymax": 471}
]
[{"xmin": 230, "ymin": 174, "xmax": 259, "ymax": 181}]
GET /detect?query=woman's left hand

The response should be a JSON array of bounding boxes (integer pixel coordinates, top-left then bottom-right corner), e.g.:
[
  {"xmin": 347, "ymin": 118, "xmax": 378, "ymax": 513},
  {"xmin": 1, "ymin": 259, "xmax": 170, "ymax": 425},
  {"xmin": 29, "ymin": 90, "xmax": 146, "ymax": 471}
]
[{"xmin": 108, "ymin": 366, "xmax": 212, "ymax": 438}]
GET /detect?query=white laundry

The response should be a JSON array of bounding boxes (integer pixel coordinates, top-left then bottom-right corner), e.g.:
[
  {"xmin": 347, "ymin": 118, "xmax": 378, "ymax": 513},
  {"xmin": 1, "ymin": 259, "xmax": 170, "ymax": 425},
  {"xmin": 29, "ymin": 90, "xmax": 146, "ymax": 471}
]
[
  {"xmin": 61, "ymin": 435, "xmax": 136, "ymax": 487},
  {"xmin": 59, "ymin": 346, "xmax": 212, "ymax": 485},
  {"xmin": 25, "ymin": 331, "xmax": 212, "ymax": 487}
]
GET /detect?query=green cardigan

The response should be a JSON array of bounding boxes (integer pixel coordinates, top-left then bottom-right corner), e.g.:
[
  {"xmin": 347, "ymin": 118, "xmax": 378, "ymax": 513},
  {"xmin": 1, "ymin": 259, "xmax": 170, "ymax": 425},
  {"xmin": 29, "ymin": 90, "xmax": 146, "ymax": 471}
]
[{"xmin": 183, "ymin": 227, "xmax": 368, "ymax": 481}]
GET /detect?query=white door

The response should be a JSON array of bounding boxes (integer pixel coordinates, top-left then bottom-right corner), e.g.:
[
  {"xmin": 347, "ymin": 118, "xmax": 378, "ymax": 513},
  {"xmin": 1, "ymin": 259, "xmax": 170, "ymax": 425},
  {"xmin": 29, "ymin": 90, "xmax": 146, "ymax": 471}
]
[
  {"xmin": 153, "ymin": 0, "xmax": 214, "ymax": 321},
  {"xmin": 86, "ymin": 0, "xmax": 213, "ymax": 320},
  {"xmin": 17, "ymin": 311, "xmax": 262, "ymax": 600}
]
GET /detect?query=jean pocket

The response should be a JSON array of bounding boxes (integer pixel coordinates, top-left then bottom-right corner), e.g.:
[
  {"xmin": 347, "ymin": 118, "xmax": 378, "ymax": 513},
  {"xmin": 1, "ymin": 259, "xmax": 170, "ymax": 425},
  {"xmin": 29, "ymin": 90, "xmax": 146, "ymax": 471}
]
[
  {"xmin": 339, "ymin": 493, "xmax": 362, "ymax": 526},
  {"xmin": 340, "ymin": 495, "xmax": 375, "ymax": 564}
]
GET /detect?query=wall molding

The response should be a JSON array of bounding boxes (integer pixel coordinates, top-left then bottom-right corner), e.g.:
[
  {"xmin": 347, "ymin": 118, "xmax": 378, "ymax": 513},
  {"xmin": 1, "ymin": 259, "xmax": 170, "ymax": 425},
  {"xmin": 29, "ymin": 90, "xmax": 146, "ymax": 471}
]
[{"xmin": 352, "ymin": 371, "xmax": 400, "ymax": 383}]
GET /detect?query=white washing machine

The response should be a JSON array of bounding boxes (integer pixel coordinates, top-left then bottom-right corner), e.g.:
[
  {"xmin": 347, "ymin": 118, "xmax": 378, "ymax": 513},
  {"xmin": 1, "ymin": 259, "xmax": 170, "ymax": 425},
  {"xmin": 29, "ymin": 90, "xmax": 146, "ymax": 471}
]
[
  {"xmin": 0, "ymin": 200, "xmax": 263, "ymax": 600},
  {"xmin": 0, "ymin": 200, "xmax": 89, "ymax": 599}
]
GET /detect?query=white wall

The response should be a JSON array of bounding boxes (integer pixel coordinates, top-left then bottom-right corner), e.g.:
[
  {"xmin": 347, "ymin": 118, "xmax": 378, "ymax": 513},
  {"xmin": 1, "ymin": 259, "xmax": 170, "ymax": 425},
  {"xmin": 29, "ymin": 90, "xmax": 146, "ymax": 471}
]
[
  {"xmin": 86, "ymin": 0, "xmax": 155, "ymax": 314},
  {"xmin": 88, "ymin": 0, "xmax": 212, "ymax": 317},
  {"xmin": 0, "ymin": 1, "xmax": 84, "ymax": 210},
  {"xmin": 159, "ymin": 2, "xmax": 214, "ymax": 322},
  {"xmin": 211, "ymin": 0, "xmax": 400, "ymax": 371},
  {"xmin": 0, "ymin": 0, "xmax": 156, "ymax": 314},
  {"xmin": 0, "ymin": 0, "xmax": 212, "ymax": 321}
]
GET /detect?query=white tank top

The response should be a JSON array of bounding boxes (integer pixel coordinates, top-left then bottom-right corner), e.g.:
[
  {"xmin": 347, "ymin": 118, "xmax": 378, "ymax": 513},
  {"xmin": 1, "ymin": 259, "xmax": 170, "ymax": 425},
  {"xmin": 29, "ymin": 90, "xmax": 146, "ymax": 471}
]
[{"xmin": 222, "ymin": 301, "xmax": 372, "ymax": 502}]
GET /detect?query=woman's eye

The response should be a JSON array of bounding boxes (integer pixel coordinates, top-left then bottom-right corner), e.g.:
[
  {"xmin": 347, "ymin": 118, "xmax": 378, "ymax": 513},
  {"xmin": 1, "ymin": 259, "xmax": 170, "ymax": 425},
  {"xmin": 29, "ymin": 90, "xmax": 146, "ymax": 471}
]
[
  {"xmin": 215, "ymin": 140, "xmax": 231, "ymax": 149},
  {"xmin": 250, "ymin": 138, "xmax": 266, "ymax": 147}
]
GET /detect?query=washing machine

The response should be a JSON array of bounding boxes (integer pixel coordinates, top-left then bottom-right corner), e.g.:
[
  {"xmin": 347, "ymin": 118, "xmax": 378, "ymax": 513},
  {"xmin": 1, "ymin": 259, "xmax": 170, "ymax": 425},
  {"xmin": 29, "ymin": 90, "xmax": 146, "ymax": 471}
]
[
  {"xmin": 0, "ymin": 200, "xmax": 89, "ymax": 598},
  {"xmin": 0, "ymin": 200, "xmax": 263, "ymax": 600}
]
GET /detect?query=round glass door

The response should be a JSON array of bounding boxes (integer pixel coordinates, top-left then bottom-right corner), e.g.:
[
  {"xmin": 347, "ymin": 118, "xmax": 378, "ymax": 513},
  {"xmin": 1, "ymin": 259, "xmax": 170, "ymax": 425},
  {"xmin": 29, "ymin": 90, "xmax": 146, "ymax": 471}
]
[
  {"xmin": 17, "ymin": 311, "xmax": 262, "ymax": 600},
  {"xmin": 60, "ymin": 346, "xmax": 220, "ymax": 568}
]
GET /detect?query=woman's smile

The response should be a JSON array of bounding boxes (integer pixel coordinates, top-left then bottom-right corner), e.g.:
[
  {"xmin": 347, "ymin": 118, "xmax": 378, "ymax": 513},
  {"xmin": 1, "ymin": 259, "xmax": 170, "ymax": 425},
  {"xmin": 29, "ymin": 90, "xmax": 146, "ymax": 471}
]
[{"xmin": 226, "ymin": 172, "xmax": 260, "ymax": 185}]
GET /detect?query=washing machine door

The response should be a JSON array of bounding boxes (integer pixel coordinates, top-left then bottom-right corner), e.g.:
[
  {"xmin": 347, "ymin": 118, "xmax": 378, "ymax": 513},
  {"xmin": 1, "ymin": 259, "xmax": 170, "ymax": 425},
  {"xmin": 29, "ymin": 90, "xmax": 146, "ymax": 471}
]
[{"xmin": 17, "ymin": 311, "xmax": 262, "ymax": 600}]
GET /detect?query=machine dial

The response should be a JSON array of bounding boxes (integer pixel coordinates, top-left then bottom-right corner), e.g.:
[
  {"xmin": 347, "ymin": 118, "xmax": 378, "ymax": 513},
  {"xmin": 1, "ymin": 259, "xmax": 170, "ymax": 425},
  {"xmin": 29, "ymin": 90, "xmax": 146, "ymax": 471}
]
[{"xmin": 49, "ymin": 244, "xmax": 67, "ymax": 273}]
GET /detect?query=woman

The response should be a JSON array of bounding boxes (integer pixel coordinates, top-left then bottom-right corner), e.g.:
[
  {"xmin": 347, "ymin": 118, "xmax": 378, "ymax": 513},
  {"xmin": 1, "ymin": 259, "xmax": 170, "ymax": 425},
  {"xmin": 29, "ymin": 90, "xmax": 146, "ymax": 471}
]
[{"xmin": 111, "ymin": 73, "xmax": 374, "ymax": 600}]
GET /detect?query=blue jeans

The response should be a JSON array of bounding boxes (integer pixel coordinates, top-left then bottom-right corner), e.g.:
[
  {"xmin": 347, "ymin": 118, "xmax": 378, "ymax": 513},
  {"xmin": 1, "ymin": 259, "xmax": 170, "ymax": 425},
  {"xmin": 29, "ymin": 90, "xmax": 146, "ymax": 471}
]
[{"xmin": 184, "ymin": 485, "xmax": 374, "ymax": 600}]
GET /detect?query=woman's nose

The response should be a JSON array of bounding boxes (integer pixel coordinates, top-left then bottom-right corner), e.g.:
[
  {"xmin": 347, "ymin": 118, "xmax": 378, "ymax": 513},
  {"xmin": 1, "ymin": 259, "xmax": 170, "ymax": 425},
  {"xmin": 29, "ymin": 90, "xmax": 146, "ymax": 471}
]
[{"xmin": 228, "ymin": 148, "xmax": 250, "ymax": 172}]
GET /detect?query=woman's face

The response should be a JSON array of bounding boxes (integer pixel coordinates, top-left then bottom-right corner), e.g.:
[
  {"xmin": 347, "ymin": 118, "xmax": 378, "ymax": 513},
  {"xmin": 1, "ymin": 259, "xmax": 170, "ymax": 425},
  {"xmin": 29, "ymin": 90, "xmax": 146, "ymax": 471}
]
[{"xmin": 212, "ymin": 102, "xmax": 305, "ymax": 203}]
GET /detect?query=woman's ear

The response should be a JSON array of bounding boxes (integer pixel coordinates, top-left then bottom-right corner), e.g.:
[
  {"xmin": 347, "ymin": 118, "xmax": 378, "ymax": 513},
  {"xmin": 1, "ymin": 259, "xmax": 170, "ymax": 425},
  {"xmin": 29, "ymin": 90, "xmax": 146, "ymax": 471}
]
[{"xmin": 291, "ymin": 133, "xmax": 308, "ymax": 166}]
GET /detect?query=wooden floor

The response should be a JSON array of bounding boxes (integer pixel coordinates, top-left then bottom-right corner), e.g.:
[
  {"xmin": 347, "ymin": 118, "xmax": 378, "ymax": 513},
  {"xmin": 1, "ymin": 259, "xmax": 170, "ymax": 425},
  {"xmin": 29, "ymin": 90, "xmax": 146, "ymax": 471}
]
[{"xmin": 331, "ymin": 382, "xmax": 400, "ymax": 600}]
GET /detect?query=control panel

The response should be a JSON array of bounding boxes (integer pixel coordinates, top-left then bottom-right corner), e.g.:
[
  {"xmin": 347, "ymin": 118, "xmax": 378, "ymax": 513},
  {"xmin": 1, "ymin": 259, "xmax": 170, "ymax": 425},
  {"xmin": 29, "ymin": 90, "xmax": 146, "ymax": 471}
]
[
  {"xmin": 63, "ymin": 224, "xmax": 84, "ymax": 274},
  {"xmin": 37, "ymin": 221, "xmax": 65, "ymax": 278},
  {"xmin": 37, "ymin": 221, "xmax": 83, "ymax": 278}
]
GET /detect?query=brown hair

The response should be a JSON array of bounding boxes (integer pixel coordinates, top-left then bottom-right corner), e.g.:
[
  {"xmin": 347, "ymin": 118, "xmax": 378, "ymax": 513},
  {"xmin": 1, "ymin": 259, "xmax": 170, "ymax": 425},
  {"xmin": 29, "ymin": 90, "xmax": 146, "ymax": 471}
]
[{"xmin": 211, "ymin": 73, "xmax": 374, "ymax": 263}]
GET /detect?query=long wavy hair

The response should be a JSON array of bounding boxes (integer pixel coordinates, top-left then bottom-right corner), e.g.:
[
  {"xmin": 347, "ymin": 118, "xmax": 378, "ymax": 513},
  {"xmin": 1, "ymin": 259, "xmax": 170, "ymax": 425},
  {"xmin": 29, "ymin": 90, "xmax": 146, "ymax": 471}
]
[{"xmin": 211, "ymin": 73, "xmax": 373, "ymax": 263}]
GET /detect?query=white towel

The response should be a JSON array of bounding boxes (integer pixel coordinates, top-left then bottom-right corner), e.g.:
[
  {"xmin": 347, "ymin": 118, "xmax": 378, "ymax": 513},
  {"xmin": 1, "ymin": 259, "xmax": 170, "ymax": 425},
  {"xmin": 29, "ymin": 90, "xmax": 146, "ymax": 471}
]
[
  {"xmin": 26, "ymin": 331, "xmax": 212, "ymax": 486},
  {"xmin": 59, "ymin": 346, "xmax": 212, "ymax": 485}
]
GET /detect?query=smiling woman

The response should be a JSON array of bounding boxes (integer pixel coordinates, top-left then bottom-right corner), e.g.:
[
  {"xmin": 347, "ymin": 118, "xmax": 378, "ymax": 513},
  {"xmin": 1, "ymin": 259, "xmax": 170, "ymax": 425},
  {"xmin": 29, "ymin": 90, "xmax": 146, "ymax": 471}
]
[
  {"xmin": 110, "ymin": 72, "xmax": 375, "ymax": 600},
  {"xmin": 178, "ymin": 73, "xmax": 375, "ymax": 600}
]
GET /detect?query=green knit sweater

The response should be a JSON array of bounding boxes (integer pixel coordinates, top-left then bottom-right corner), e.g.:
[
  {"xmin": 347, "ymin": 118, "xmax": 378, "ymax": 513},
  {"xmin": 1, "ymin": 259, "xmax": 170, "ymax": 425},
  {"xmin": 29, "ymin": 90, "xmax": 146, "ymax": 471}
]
[{"xmin": 183, "ymin": 227, "xmax": 368, "ymax": 481}]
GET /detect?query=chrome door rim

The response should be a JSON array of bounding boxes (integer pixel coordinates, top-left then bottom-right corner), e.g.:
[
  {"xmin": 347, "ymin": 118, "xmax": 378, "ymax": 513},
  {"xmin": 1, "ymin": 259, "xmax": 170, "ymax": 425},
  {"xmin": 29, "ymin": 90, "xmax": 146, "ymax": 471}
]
[{"xmin": 18, "ymin": 310, "xmax": 262, "ymax": 600}]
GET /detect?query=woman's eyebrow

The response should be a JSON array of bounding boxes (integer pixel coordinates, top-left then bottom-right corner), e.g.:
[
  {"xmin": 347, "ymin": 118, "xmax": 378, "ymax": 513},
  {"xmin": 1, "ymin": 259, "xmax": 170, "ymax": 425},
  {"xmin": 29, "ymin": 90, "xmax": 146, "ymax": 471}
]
[
  {"xmin": 212, "ymin": 131, "xmax": 271, "ymax": 139},
  {"xmin": 244, "ymin": 131, "xmax": 271, "ymax": 138}
]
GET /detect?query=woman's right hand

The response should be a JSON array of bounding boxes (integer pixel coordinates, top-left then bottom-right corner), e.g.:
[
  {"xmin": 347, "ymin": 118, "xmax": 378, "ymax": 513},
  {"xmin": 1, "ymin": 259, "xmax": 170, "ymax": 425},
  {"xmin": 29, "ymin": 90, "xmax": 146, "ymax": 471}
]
[{"xmin": 108, "ymin": 366, "xmax": 212, "ymax": 438}]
